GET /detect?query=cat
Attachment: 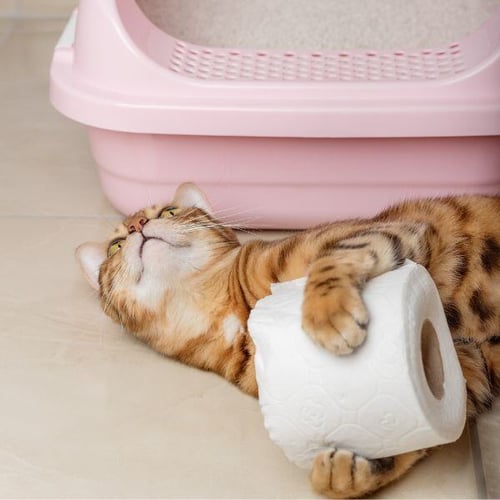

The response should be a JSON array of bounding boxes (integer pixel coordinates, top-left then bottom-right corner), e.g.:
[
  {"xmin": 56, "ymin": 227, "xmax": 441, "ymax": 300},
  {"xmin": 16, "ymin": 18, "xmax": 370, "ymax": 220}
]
[{"xmin": 77, "ymin": 183, "xmax": 500, "ymax": 498}]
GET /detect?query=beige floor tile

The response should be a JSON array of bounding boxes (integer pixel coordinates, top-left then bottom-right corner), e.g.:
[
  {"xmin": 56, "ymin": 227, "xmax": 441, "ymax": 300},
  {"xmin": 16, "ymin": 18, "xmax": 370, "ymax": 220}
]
[
  {"xmin": 0, "ymin": 218, "xmax": 479, "ymax": 498},
  {"xmin": 0, "ymin": 13, "xmax": 493, "ymax": 500},
  {"xmin": 18, "ymin": 0, "xmax": 76, "ymax": 18},
  {"xmin": 0, "ymin": 1, "xmax": 19, "ymax": 17},
  {"xmin": 0, "ymin": 218, "xmax": 318, "ymax": 498},
  {"xmin": 0, "ymin": 19, "xmax": 119, "ymax": 218}
]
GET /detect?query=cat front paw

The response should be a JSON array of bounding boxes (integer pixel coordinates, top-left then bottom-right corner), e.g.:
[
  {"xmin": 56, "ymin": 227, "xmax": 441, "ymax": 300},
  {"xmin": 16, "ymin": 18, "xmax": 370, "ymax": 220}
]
[
  {"xmin": 311, "ymin": 448, "xmax": 426, "ymax": 498},
  {"xmin": 302, "ymin": 273, "xmax": 368, "ymax": 355}
]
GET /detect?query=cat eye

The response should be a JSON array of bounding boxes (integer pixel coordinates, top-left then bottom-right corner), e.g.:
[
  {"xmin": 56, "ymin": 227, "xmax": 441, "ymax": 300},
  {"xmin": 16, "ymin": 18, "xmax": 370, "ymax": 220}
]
[
  {"xmin": 159, "ymin": 206, "xmax": 181, "ymax": 218},
  {"xmin": 108, "ymin": 238, "xmax": 125, "ymax": 257}
]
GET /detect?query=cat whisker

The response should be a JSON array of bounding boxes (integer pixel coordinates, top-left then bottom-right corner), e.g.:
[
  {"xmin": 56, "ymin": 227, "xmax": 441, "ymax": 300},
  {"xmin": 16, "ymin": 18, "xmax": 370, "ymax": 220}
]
[{"xmin": 210, "ymin": 204, "xmax": 261, "ymax": 219}]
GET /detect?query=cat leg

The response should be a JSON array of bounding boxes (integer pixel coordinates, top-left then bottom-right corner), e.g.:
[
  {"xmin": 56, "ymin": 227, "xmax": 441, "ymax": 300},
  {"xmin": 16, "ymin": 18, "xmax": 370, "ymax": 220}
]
[
  {"xmin": 310, "ymin": 447, "xmax": 427, "ymax": 499},
  {"xmin": 454, "ymin": 338, "xmax": 495, "ymax": 417},
  {"xmin": 481, "ymin": 335, "xmax": 500, "ymax": 396},
  {"xmin": 302, "ymin": 230, "xmax": 410, "ymax": 355}
]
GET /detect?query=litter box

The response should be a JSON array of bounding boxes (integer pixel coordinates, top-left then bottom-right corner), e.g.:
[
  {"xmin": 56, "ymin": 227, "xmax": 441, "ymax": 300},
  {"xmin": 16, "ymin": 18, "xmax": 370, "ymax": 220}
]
[{"xmin": 50, "ymin": 0, "xmax": 500, "ymax": 229}]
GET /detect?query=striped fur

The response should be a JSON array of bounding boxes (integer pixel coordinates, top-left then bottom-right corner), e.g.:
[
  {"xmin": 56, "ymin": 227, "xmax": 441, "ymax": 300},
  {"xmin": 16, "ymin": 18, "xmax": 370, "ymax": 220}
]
[{"xmin": 78, "ymin": 185, "xmax": 500, "ymax": 499}]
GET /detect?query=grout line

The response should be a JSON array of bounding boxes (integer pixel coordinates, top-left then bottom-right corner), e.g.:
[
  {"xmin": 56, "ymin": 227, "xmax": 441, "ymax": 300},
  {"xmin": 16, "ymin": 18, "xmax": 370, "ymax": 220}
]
[{"xmin": 469, "ymin": 419, "xmax": 488, "ymax": 499}]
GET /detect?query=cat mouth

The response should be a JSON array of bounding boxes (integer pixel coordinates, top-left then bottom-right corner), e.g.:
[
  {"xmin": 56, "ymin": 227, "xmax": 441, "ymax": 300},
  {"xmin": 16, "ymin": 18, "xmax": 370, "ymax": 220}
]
[
  {"xmin": 139, "ymin": 236, "xmax": 190, "ymax": 257},
  {"xmin": 139, "ymin": 237, "xmax": 159, "ymax": 258}
]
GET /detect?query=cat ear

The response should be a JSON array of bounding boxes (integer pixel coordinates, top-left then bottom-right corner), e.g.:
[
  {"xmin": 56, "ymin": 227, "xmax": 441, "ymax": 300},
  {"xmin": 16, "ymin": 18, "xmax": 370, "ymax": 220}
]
[
  {"xmin": 173, "ymin": 182, "xmax": 213, "ymax": 215},
  {"xmin": 75, "ymin": 242, "xmax": 107, "ymax": 291}
]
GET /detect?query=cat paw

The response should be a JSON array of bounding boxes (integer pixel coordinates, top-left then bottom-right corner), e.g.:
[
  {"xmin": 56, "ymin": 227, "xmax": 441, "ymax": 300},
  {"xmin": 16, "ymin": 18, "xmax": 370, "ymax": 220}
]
[
  {"xmin": 311, "ymin": 448, "xmax": 426, "ymax": 498},
  {"xmin": 302, "ymin": 277, "xmax": 368, "ymax": 355},
  {"xmin": 310, "ymin": 448, "xmax": 375, "ymax": 499}
]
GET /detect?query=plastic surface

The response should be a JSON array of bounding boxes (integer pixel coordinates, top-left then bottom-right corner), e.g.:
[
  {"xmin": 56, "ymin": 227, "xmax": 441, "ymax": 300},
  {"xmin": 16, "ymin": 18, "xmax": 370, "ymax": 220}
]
[
  {"xmin": 49, "ymin": 1, "xmax": 500, "ymax": 227},
  {"xmin": 50, "ymin": 1, "xmax": 500, "ymax": 138},
  {"xmin": 90, "ymin": 129, "xmax": 500, "ymax": 227}
]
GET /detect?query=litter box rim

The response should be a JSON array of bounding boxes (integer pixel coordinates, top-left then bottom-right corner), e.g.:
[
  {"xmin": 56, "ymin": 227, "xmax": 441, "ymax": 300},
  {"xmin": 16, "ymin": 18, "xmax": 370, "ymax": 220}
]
[{"xmin": 50, "ymin": 0, "xmax": 500, "ymax": 138}]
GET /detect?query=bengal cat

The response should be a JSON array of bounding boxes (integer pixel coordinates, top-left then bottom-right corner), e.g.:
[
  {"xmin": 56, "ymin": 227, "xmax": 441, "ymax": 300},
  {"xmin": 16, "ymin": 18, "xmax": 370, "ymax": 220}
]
[{"xmin": 77, "ymin": 183, "xmax": 500, "ymax": 498}]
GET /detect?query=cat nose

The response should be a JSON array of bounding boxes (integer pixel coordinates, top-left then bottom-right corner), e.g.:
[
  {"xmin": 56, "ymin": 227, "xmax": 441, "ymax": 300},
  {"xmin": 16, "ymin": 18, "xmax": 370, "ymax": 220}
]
[{"xmin": 127, "ymin": 215, "xmax": 147, "ymax": 234}]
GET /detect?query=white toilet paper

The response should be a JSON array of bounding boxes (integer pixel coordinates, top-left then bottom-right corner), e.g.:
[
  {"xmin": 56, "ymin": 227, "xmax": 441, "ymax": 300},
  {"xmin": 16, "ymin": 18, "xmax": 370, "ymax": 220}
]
[{"xmin": 248, "ymin": 261, "xmax": 467, "ymax": 469}]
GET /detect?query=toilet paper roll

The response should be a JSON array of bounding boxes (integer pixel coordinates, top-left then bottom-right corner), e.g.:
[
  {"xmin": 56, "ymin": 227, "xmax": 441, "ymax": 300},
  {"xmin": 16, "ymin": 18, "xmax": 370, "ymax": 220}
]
[{"xmin": 248, "ymin": 261, "xmax": 467, "ymax": 469}]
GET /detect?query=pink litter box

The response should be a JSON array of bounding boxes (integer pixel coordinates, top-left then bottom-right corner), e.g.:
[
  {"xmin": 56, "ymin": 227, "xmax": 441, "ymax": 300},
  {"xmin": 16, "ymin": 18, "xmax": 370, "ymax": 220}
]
[{"xmin": 50, "ymin": 0, "xmax": 500, "ymax": 229}]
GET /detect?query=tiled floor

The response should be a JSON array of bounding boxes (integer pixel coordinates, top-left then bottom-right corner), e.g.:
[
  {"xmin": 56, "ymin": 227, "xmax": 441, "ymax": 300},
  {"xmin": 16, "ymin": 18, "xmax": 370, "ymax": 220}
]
[{"xmin": 0, "ymin": 16, "xmax": 498, "ymax": 499}]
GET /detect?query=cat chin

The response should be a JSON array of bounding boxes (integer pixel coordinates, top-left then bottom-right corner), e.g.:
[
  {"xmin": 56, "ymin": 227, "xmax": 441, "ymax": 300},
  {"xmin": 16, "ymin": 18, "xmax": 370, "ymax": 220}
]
[
  {"xmin": 136, "ymin": 239, "xmax": 180, "ymax": 283},
  {"xmin": 121, "ymin": 232, "xmax": 146, "ymax": 282},
  {"xmin": 140, "ymin": 238, "xmax": 178, "ymax": 266}
]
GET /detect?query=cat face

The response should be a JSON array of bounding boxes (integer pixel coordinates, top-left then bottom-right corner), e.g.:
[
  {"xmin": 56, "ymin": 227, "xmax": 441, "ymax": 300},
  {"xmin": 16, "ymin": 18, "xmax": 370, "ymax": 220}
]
[{"xmin": 76, "ymin": 183, "xmax": 239, "ymax": 341}]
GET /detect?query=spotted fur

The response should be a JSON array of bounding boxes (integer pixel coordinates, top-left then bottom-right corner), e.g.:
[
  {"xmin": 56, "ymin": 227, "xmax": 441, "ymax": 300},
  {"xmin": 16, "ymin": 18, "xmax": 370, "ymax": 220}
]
[{"xmin": 77, "ymin": 184, "xmax": 500, "ymax": 499}]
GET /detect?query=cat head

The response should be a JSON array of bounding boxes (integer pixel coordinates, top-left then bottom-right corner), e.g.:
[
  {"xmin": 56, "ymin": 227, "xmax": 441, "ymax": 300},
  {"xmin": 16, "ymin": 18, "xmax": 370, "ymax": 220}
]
[{"xmin": 76, "ymin": 183, "xmax": 240, "ymax": 344}]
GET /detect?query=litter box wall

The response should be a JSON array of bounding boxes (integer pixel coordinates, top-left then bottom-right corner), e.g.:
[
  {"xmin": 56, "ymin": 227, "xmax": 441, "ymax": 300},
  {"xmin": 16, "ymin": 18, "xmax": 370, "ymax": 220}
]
[{"xmin": 51, "ymin": 0, "xmax": 500, "ymax": 229}]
